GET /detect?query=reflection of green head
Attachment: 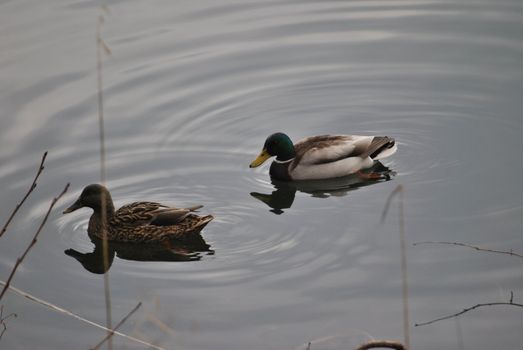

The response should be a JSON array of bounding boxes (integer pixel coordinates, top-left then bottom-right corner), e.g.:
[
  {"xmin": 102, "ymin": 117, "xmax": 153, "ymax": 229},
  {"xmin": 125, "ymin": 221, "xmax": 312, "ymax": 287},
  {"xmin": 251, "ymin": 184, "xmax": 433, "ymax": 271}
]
[{"xmin": 250, "ymin": 132, "xmax": 295, "ymax": 167}]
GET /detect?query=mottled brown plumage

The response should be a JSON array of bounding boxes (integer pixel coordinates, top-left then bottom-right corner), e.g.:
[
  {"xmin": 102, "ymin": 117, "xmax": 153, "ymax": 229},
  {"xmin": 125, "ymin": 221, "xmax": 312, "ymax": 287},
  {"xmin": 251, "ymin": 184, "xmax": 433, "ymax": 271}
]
[{"xmin": 63, "ymin": 184, "xmax": 213, "ymax": 243}]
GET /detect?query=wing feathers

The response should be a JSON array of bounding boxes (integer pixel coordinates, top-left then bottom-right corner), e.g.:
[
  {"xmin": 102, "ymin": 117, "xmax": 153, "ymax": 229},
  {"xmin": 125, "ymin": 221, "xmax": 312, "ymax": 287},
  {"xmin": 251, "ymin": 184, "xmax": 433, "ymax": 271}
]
[
  {"xmin": 114, "ymin": 202, "xmax": 205, "ymax": 227},
  {"xmin": 150, "ymin": 208, "xmax": 191, "ymax": 226},
  {"xmin": 293, "ymin": 135, "xmax": 373, "ymax": 168},
  {"xmin": 360, "ymin": 136, "xmax": 396, "ymax": 159}
]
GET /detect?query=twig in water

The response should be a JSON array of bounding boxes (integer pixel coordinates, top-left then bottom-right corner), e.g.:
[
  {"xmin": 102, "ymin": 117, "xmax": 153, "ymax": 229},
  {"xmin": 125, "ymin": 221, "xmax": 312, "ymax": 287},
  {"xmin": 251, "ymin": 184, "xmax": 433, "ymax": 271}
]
[
  {"xmin": 0, "ymin": 305, "xmax": 17, "ymax": 341},
  {"xmin": 355, "ymin": 340, "xmax": 407, "ymax": 350},
  {"xmin": 0, "ymin": 183, "xmax": 69, "ymax": 300},
  {"xmin": 415, "ymin": 292, "xmax": 523, "ymax": 327},
  {"xmin": 381, "ymin": 184, "xmax": 410, "ymax": 349},
  {"xmin": 91, "ymin": 302, "xmax": 142, "ymax": 350},
  {"xmin": 0, "ymin": 281, "xmax": 164, "ymax": 349},
  {"xmin": 413, "ymin": 241, "xmax": 523, "ymax": 258},
  {"xmin": 0, "ymin": 151, "xmax": 47, "ymax": 238}
]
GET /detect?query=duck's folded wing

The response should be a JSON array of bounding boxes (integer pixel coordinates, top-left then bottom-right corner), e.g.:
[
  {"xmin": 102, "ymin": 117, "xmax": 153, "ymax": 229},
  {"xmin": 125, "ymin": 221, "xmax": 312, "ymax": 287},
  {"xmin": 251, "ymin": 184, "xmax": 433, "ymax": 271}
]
[
  {"xmin": 114, "ymin": 202, "xmax": 168, "ymax": 226},
  {"xmin": 151, "ymin": 205, "xmax": 204, "ymax": 226},
  {"xmin": 149, "ymin": 208, "xmax": 193, "ymax": 226},
  {"xmin": 295, "ymin": 135, "xmax": 374, "ymax": 166}
]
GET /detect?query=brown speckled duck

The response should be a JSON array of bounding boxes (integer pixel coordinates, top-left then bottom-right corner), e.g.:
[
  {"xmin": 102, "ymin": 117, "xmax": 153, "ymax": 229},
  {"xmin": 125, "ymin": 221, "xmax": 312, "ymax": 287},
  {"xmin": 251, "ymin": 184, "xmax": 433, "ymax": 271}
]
[{"xmin": 63, "ymin": 184, "xmax": 213, "ymax": 243}]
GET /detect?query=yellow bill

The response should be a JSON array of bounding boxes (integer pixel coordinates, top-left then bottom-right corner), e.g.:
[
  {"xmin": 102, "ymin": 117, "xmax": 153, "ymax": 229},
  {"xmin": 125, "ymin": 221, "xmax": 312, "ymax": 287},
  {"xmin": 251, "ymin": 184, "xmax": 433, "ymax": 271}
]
[{"xmin": 249, "ymin": 149, "xmax": 271, "ymax": 168}]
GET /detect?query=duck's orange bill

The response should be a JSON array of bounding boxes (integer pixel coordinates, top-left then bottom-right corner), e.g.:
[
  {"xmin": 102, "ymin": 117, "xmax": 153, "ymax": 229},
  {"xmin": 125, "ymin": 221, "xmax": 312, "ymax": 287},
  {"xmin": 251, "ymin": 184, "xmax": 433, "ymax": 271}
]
[{"xmin": 249, "ymin": 149, "xmax": 271, "ymax": 168}]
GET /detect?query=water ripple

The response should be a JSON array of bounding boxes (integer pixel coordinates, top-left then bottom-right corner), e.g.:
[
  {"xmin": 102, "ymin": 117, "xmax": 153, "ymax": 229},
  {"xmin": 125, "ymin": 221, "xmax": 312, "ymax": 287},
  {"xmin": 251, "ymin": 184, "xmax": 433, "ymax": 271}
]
[{"xmin": 1, "ymin": 0, "xmax": 523, "ymax": 349}]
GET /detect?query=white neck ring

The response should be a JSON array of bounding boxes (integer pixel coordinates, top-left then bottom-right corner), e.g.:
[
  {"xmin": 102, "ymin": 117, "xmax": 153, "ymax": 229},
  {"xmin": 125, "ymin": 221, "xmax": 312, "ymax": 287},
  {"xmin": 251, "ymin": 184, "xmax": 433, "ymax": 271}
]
[{"xmin": 274, "ymin": 158, "xmax": 294, "ymax": 164}]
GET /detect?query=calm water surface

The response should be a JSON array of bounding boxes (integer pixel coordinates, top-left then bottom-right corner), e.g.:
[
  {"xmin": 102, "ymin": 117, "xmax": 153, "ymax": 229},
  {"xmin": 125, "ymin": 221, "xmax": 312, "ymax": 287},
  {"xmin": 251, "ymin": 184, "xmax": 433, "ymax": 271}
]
[{"xmin": 1, "ymin": 0, "xmax": 522, "ymax": 349}]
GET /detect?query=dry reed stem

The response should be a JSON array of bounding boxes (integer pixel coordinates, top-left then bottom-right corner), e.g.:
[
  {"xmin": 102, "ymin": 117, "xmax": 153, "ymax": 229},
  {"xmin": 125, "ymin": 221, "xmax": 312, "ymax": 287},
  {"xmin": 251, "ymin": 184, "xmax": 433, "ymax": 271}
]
[
  {"xmin": 96, "ymin": 14, "xmax": 107, "ymax": 186},
  {"xmin": 415, "ymin": 291, "xmax": 523, "ymax": 327},
  {"xmin": 381, "ymin": 184, "xmax": 410, "ymax": 349},
  {"xmin": 97, "ymin": 9, "xmax": 113, "ymax": 349},
  {"xmin": 355, "ymin": 340, "xmax": 407, "ymax": 350},
  {"xmin": 146, "ymin": 314, "xmax": 176, "ymax": 336},
  {"xmin": 398, "ymin": 186, "xmax": 409, "ymax": 350},
  {"xmin": 0, "ymin": 151, "xmax": 48, "ymax": 239},
  {"xmin": 0, "ymin": 281, "xmax": 165, "ymax": 349},
  {"xmin": 380, "ymin": 184, "xmax": 402, "ymax": 224},
  {"xmin": 91, "ymin": 302, "xmax": 142, "ymax": 350},
  {"xmin": 455, "ymin": 316, "xmax": 465, "ymax": 350},
  {"xmin": 0, "ymin": 183, "xmax": 69, "ymax": 300},
  {"xmin": 413, "ymin": 241, "xmax": 523, "ymax": 258}
]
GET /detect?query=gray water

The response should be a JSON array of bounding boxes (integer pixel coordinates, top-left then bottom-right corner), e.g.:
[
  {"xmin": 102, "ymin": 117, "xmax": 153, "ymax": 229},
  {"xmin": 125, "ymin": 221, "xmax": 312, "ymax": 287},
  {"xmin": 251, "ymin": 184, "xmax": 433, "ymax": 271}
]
[{"xmin": 1, "ymin": 0, "xmax": 522, "ymax": 349}]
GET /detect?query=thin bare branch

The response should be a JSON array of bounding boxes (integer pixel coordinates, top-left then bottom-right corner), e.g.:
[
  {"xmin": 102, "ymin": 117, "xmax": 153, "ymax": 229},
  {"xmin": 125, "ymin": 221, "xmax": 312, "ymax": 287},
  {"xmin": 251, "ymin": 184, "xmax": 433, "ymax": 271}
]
[
  {"xmin": 355, "ymin": 340, "xmax": 407, "ymax": 350},
  {"xmin": 413, "ymin": 241, "xmax": 523, "ymax": 258},
  {"xmin": 0, "ymin": 183, "xmax": 69, "ymax": 300},
  {"xmin": 91, "ymin": 302, "xmax": 142, "ymax": 350},
  {"xmin": 415, "ymin": 295, "xmax": 523, "ymax": 327},
  {"xmin": 0, "ymin": 151, "xmax": 48, "ymax": 238},
  {"xmin": 0, "ymin": 281, "xmax": 165, "ymax": 350},
  {"xmin": 0, "ymin": 305, "xmax": 17, "ymax": 341}
]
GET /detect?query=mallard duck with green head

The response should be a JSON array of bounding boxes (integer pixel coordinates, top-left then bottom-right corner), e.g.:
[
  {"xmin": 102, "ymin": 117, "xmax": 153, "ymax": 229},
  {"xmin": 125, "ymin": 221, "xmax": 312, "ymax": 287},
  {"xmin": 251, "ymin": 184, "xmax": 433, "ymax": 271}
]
[
  {"xmin": 63, "ymin": 184, "xmax": 213, "ymax": 243},
  {"xmin": 249, "ymin": 132, "xmax": 397, "ymax": 181}
]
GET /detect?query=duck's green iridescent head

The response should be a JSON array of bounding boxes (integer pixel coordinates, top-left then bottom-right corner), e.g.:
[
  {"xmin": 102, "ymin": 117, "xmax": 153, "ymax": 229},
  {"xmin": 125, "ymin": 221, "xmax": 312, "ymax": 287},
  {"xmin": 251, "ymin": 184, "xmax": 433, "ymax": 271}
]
[{"xmin": 249, "ymin": 132, "xmax": 295, "ymax": 168}]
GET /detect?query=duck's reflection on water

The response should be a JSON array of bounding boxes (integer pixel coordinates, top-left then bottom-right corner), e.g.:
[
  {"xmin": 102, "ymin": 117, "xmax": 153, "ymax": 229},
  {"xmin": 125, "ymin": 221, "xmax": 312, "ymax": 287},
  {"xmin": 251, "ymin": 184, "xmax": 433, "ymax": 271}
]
[
  {"xmin": 251, "ymin": 162, "xmax": 395, "ymax": 214},
  {"xmin": 65, "ymin": 234, "xmax": 213, "ymax": 274}
]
